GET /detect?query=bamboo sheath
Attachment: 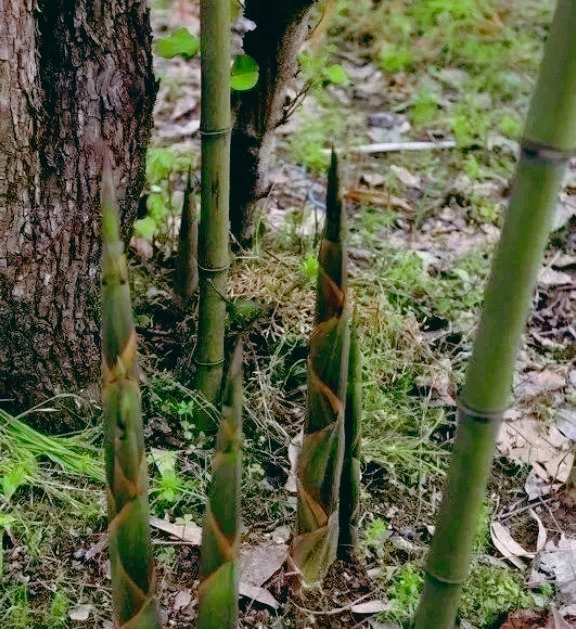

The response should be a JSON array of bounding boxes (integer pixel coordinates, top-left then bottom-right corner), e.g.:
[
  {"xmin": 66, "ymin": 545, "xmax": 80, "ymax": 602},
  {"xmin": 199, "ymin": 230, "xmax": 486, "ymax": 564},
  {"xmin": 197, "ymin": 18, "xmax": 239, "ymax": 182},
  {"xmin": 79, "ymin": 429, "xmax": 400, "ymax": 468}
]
[
  {"xmin": 101, "ymin": 161, "xmax": 160, "ymax": 629},
  {"xmin": 176, "ymin": 168, "xmax": 199, "ymax": 300},
  {"xmin": 414, "ymin": 2, "xmax": 576, "ymax": 628},
  {"xmin": 338, "ymin": 309, "xmax": 362, "ymax": 556},
  {"xmin": 195, "ymin": 0, "xmax": 232, "ymax": 431},
  {"xmin": 292, "ymin": 151, "xmax": 350, "ymax": 585},
  {"xmin": 198, "ymin": 344, "xmax": 243, "ymax": 629}
]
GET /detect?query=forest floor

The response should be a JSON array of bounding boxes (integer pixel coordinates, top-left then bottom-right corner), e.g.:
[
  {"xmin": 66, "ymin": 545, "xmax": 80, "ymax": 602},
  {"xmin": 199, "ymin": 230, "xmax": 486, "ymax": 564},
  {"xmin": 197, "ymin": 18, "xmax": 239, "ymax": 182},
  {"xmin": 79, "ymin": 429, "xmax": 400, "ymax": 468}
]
[{"xmin": 2, "ymin": 0, "xmax": 576, "ymax": 627}]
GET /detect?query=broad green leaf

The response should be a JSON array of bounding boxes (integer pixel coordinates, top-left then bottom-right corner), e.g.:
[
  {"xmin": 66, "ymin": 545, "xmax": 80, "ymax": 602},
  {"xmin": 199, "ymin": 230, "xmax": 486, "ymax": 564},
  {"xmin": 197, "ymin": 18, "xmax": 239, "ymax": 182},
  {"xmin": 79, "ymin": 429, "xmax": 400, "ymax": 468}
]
[
  {"xmin": 325, "ymin": 64, "xmax": 348, "ymax": 86},
  {"xmin": 156, "ymin": 27, "xmax": 199, "ymax": 60},
  {"xmin": 151, "ymin": 448, "xmax": 178, "ymax": 477},
  {"xmin": 230, "ymin": 55, "xmax": 259, "ymax": 91}
]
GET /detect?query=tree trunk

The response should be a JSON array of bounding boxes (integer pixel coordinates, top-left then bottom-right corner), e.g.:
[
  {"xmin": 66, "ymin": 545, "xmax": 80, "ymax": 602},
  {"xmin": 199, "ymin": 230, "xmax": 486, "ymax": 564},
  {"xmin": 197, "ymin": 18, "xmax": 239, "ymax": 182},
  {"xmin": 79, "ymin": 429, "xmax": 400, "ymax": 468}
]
[
  {"xmin": 229, "ymin": 0, "xmax": 318, "ymax": 249},
  {"xmin": 0, "ymin": 0, "xmax": 156, "ymax": 409}
]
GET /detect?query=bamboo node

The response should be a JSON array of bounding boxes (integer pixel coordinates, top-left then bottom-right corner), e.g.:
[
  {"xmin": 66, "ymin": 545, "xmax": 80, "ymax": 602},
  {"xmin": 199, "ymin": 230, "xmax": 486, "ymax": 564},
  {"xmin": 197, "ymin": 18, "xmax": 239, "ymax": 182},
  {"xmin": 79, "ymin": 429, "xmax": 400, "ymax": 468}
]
[
  {"xmin": 200, "ymin": 125, "xmax": 233, "ymax": 137},
  {"xmin": 521, "ymin": 140, "xmax": 573, "ymax": 164},
  {"xmin": 424, "ymin": 567, "xmax": 465, "ymax": 586},
  {"xmin": 197, "ymin": 263, "xmax": 230, "ymax": 274},
  {"xmin": 457, "ymin": 401, "xmax": 506, "ymax": 424},
  {"xmin": 195, "ymin": 357, "xmax": 225, "ymax": 367}
]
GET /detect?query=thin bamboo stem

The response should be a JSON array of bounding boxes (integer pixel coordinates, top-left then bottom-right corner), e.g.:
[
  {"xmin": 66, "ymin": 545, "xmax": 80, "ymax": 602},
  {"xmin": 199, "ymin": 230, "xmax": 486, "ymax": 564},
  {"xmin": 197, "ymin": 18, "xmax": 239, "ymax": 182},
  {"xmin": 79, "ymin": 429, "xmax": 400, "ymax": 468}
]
[
  {"xmin": 195, "ymin": 0, "xmax": 231, "ymax": 431},
  {"xmin": 414, "ymin": 2, "xmax": 576, "ymax": 628}
]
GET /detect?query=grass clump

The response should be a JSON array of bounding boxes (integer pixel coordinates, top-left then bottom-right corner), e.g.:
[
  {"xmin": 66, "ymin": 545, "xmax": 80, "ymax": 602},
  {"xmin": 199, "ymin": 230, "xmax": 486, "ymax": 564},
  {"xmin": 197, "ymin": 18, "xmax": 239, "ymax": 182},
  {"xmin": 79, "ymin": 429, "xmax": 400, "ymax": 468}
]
[{"xmin": 460, "ymin": 564, "xmax": 535, "ymax": 628}]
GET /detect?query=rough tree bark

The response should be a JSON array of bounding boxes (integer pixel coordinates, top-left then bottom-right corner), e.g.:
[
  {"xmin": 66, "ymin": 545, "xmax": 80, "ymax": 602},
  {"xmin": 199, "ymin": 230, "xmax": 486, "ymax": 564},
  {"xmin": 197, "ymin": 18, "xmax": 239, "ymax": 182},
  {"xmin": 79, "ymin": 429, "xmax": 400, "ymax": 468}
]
[
  {"xmin": 230, "ymin": 0, "xmax": 318, "ymax": 249},
  {"xmin": 0, "ymin": 0, "xmax": 156, "ymax": 408}
]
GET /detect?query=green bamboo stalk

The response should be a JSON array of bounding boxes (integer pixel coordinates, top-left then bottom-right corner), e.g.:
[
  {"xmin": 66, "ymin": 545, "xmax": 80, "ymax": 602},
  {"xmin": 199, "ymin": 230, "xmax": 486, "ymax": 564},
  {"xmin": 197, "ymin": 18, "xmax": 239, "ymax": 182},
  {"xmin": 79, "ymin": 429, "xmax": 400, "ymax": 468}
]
[
  {"xmin": 176, "ymin": 167, "xmax": 199, "ymax": 300},
  {"xmin": 197, "ymin": 343, "xmax": 243, "ymax": 629},
  {"xmin": 195, "ymin": 0, "xmax": 231, "ymax": 432},
  {"xmin": 101, "ymin": 159, "xmax": 160, "ymax": 629},
  {"xmin": 414, "ymin": 2, "xmax": 576, "ymax": 628},
  {"xmin": 338, "ymin": 307, "xmax": 362, "ymax": 558},
  {"xmin": 291, "ymin": 150, "xmax": 349, "ymax": 585}
]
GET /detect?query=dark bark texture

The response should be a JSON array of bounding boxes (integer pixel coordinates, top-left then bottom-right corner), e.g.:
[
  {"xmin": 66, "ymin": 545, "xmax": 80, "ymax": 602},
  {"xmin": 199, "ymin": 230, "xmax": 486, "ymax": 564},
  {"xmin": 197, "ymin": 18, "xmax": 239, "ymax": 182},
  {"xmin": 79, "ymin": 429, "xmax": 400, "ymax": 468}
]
[
  {"xmin": 0, "ymin": 0, "xmax": 156, "ymax": 408},
  {"xmin": 230, "ymin": 0, "xmax": 318, "ymax": 248}
]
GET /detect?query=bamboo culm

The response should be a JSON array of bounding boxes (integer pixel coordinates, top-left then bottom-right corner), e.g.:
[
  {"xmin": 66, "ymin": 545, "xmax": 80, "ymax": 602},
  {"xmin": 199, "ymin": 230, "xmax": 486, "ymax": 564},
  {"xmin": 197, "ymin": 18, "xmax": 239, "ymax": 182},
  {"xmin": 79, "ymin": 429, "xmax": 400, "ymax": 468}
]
[
  {"xmin": 414, "ymin": 2, "xmax": 576, "ymax": 627},
  {"xmin": 195, "ymin": 0, "xmax": 232, "ymax": 431}
]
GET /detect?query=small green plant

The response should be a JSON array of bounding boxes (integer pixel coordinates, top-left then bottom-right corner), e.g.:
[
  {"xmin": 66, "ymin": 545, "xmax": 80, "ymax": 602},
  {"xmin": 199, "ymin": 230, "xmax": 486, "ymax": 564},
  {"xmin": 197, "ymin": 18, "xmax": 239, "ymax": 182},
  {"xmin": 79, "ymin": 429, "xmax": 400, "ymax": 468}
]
[
  {"xmin": 380, "ymin": 44, "xmax": 414, "ymax": 73},
  {"xmin": 6, "ymin": 586, "xmax": 30, "ymax": 629},
  {"xmin": 299, "ymin": 49, "xmax": 349, "ymax": 89},
  {"xmin": 136, "ymin": 146, "xmax": 196, "ymax": 244},
  {"xmin": 460, "ymin": 564, "xmax": 534, "ymax": 628},
  {"xmin": 498, "ymin": 112, "xmax": 522, "ymax": 138},
  {"xmin": 151, "ymin": 449, "xmax": 183, "ymax": 504},
  {"xmin": 300, "ymin": 251, "xmax": 319, "ymax": 283},
  {"xmin": 45, "ymin": 590, "xmax": 69, "ymax": 629},
  {"xmin": 359, "ymin": 517, "xmax": 390, "ymax": 560},
  {"xmin": 386, "ymin": 565, "xmax": 424, "ymax": 619},
  {"xmin": 411, "ymin": 89, "xmax": 440, "ymax": 127}
]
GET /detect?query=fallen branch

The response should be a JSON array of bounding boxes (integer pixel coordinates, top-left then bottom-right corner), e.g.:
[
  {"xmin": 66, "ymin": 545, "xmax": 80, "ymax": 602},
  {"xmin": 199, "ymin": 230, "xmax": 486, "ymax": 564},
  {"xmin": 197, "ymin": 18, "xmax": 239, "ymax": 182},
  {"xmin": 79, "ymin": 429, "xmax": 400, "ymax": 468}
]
[{"xmin": 326, "ymin": 140, "xmax": 457, "ymax": 155}]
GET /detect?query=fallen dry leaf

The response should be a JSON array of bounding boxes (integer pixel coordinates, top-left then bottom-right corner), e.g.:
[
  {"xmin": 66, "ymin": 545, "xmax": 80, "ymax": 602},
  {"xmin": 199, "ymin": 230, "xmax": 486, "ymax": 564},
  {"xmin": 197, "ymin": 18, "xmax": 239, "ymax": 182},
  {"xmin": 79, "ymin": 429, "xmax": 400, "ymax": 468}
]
[
  {"xmin": 238, "ymin": 582, "xmax": 280, "ymax": 609},
  {"xmin": 360, "ymin": 173, "xmax": 385, "ymax": 188},
  {"xmin": 546, "ymin": 608, "xmax": 574, "ymax": 629},
  {"xmin": 555, "ymin": 408, "xmax": 576, "ymax": 442},
  {"xmin": 515, "ymin": 370, "xmax": 565, "ymax": 400},
  {"xmin": 241, "ymin": 542, "xmax": 288, "ymax": 587},
  {"xmin": 172, "ymin": 589, "xmax": 193, "ymax": 611},
  {"xmin": 285, "ymin": 432, "xmax": 302, "ymax": 493},
  {"xmin": 529, "ymin": 508, "xmax": 548, "ymax": 552},
  {"xmin": 497, "ymin": 417, "xmax": 573, "ymax": 490},
  {"xmin": 538, "ymin": 267, "xmax": 574, "ymax": 287},
  {"xmin": 536, "ymin": 536, "xmax": 576, "ymax": 605},
  {"xmin": 390, "ymin": 165, "xmax": 421, "ymax": 189},
  {"xmin": 344, "ymin": 187, "xmax": 413, "ymax": 213},
  {"xmin": 490, "ymin": 522, "xmax": 531, "ymax": 569},
  {"xmin": 350, "ymin": 600, "xmax": 391, "ymax": 614},
  {"xmin": 498, "ymin": 609, "xmax": 544, "ymax": 629},
  {"xmin": 149, "ymin": 516, "xmax": 202, "ymax": 545},
  {"xmin": 69, "ymin": 604, "xmax": 93, "ymax": 621}
]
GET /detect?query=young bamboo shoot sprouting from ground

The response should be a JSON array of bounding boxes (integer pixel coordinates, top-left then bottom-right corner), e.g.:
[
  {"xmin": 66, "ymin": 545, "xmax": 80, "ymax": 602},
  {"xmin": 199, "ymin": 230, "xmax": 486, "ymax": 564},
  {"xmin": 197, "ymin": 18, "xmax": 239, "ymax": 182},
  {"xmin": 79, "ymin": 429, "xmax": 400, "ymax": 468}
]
[
  {"xmin": 176, "ymin": 167, "xmax": 199, "ymax": 300},
  {"xmin": 101, "ymin": 158, "xmax": 160, "ymax": 629},
  {"xmin": 414, "ymin": 2, "xmax": 576, "ymax": 628},
  {"xmin": 291, "ymin": 150, "xmax": 349, "ymax": 585},
  {"xmin": 198, "ymin": 343, "xmax": 243, "ymax": 629},
  {"xmin": 338, "ymin": 308, "xmax": 362, "ymax": 557}
]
